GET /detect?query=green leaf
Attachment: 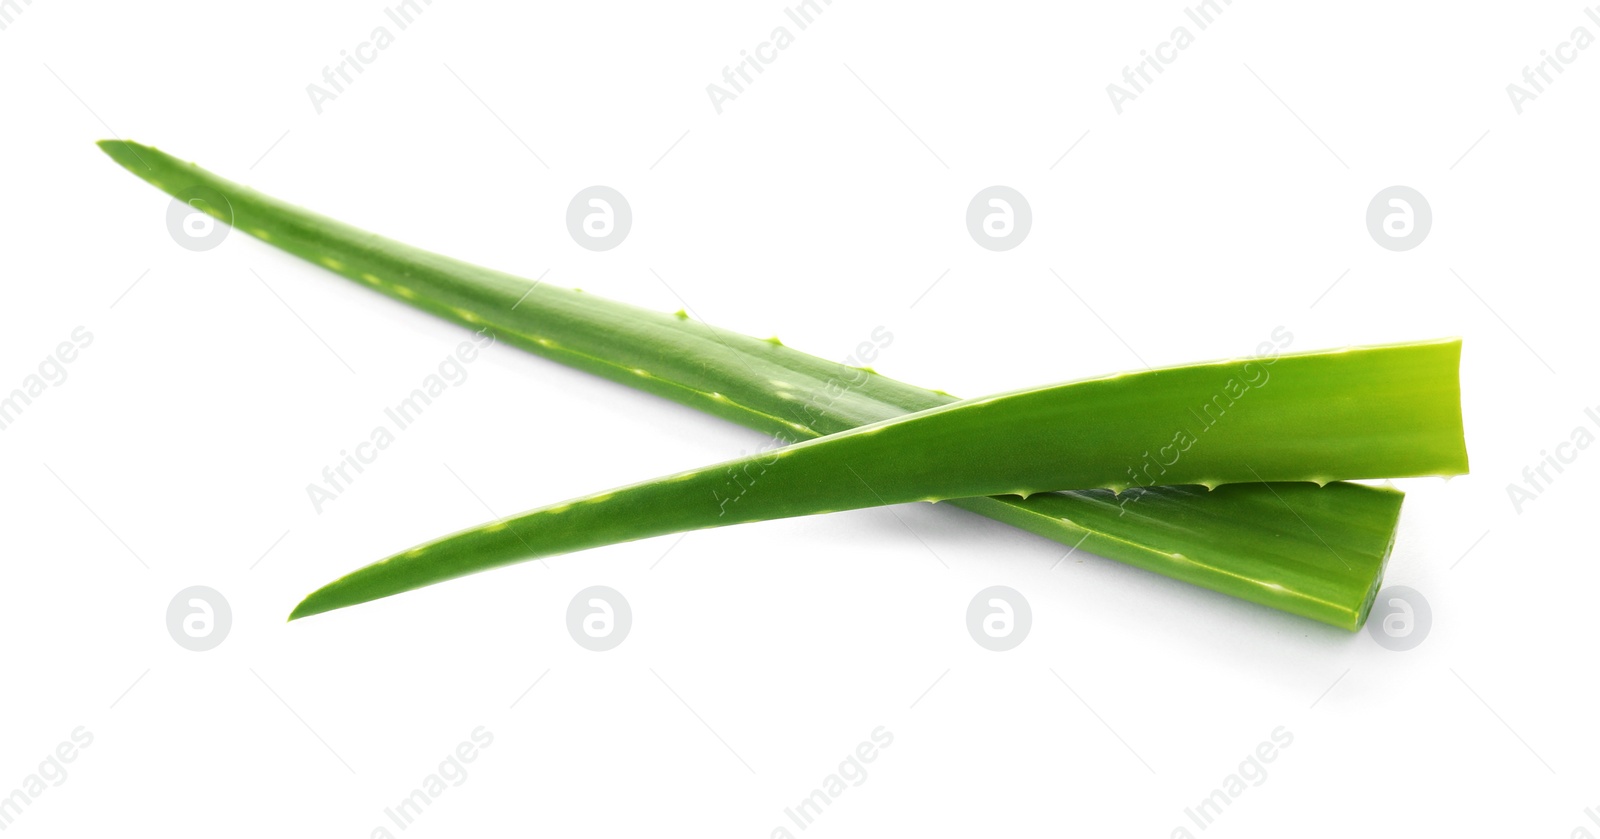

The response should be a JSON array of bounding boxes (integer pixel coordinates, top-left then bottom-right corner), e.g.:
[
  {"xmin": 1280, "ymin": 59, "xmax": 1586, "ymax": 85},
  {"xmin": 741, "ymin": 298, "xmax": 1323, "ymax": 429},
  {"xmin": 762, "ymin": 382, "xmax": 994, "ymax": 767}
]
[
  {"xmin": 96, "ymin": 140, "xmax": 1460, "ymax": 630},
  {"xmin": 285, "ymin": 339, "xmax": 1464, "ymax": 621}
]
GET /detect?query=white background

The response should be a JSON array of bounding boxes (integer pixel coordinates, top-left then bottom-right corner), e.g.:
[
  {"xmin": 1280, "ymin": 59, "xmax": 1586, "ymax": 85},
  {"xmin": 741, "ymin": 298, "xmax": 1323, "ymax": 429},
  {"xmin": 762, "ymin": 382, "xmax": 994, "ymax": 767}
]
[{"xmin": 2, "ymin": 1, "xmax": 1598, "ymax": 836}]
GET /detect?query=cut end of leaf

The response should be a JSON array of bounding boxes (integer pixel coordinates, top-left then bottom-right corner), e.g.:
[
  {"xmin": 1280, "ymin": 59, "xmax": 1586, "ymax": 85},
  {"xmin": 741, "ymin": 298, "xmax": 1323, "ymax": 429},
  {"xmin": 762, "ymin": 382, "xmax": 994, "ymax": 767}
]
[{"xmin": 1350, "ymin": 504, "xmax": 1405, "ymax": 631}]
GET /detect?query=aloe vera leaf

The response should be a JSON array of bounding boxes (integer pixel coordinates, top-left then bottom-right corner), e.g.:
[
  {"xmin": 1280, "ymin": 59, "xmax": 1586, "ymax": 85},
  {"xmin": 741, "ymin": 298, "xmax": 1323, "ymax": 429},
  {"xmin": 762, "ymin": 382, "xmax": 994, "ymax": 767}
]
[
  {"xmin": 96, "ymin": 140, "xmax": 1441, "ymax": 629},
  {"xmin": 281, "ymin": 339, "xmax": 1463, "ymax": 620}
]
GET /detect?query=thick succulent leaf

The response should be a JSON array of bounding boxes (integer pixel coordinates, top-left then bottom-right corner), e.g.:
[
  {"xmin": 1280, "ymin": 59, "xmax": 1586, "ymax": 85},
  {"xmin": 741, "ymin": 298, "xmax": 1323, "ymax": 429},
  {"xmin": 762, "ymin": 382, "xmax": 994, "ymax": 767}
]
[
  {"xmin": 98, "ymin": 140, "xmax": 1454, "ymax": 629},
  {"xmin": 284, "ymin": 340, "xmax": 1464, "ymax": 620}
]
